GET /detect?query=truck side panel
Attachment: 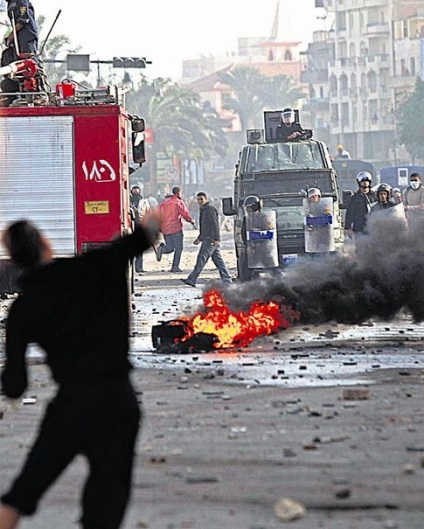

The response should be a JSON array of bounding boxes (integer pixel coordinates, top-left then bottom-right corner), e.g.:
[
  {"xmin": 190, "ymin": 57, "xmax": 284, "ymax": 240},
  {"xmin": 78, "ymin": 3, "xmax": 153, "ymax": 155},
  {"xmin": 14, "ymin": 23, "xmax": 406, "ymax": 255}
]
[
  {"xmin": 0, "ymin": 115, "xmax": 76, "ymax": 257},
  {"xmin": 74, "ymin": 112, "xmax": 125, "ymax": 252}
]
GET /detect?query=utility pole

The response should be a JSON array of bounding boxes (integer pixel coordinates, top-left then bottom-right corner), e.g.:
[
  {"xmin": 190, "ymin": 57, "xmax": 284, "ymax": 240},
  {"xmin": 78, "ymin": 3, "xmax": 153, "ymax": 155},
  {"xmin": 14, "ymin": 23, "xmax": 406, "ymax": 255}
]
[{"xmin": 43, "ymin": 54, "xmax": 152, "ymax": 87}]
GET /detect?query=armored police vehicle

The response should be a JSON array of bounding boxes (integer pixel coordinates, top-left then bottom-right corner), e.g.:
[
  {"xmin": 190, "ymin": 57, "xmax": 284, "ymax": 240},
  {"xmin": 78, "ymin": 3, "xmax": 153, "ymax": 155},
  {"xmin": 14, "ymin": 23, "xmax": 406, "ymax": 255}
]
[{"xmin": 222, "ymin": 110, "xmax": 344, "ymax": 281}]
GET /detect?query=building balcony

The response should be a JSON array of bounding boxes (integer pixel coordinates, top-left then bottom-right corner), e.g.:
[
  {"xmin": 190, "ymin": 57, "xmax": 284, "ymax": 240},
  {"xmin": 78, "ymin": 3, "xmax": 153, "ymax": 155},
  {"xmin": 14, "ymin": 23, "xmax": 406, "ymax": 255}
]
[
  {"xmin": 366, "ymin": 53, "xmax": 390, "ymax": 67},
  {"xmin": 364, "ymin": 0, "xmax": 388, "ymax": 7},
  {"xmin": 389, "ymin": 75, "xmax": 417, "ymax": 91},
  {"xmin": 326, "ymin": 0, "xmax": 387, "ymax": 12},
  {"xmin": 364, "ymin": 22, "xmax": 390, "ymax": 36},
  {"xmin": 300, "ymin": 69, "xmax": 328, "ymax": 84}
]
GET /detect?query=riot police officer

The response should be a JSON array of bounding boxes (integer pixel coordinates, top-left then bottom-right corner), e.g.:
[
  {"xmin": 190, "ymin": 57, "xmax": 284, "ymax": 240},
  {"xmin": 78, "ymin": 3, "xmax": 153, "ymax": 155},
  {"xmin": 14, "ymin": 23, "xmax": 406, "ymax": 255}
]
[
  {"xmin": 344, "ymin": 171, "xmax": 377, "ymax": 237},
  {"xmin": 276, "ymin": 108, "xmax": 313, "ymax": 142},
  {"xmin": 370, "ymin": 183, "xmax": 396, "ymax": 212}
]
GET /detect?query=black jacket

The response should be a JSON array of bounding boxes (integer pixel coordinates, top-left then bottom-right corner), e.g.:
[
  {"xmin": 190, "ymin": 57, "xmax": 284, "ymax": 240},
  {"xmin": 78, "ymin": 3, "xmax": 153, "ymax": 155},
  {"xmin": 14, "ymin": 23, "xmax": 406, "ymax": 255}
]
[
  {"xmin": 198, "ymin": 202, "xmax": 220, "ymax": 242},
  {"xmin": 345, "ymin": 190, "xmax": 377, "ymax": 233},
  {"xmin": 1, "ymin": 227, "xmax": 153, "ymax": 398},
  {"xmin": 276, "ymin": 123, "xmax": 313, "ymax": 142}
]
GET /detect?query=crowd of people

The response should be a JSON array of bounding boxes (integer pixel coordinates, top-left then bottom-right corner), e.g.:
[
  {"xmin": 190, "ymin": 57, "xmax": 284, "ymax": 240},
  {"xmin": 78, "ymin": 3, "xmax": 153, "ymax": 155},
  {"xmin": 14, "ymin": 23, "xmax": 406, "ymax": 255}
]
[
  {"xmin": 1, "ymin": 170, "xmax": 423, "ymax": 528},
  {"xmin": 129, "ymin": 184, "xmax": 232, "ymax": 284},
  {"xmin": 344, "ymin": 171, "xmax": 424, "ymax": 239}
]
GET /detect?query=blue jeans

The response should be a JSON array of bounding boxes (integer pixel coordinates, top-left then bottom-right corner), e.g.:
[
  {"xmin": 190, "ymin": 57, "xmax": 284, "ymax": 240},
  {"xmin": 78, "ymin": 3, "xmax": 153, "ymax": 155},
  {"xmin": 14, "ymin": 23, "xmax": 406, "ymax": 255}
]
[
  {"xmin": 162, "ymin": 231, "xmax": 184, "ymax": 270},
  {"xmin": 187, "ymin": 240, "xmax": 232, "ymax": 285}
]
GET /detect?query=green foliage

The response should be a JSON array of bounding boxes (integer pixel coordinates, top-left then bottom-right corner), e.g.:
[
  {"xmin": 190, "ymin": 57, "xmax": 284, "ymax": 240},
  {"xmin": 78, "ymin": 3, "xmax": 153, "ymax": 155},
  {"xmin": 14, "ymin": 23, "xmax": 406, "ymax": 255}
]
[
  {"xmin": 125, "ymin": 77, "xmax": 228, "ymax": 161},
  {"xmin": 218, "ymin": 67, "xmax": 306, "ymax": 132},
  {"xmin": 37, "ymin": 15, "xmax": 82, "ymax": 90},
  {"xmin": 397, "ymin": 78, "xmax": 424, "ymax": 162},
  {"xmin": 260, "ymin": 75, "xmax": 306, "ymax": 110},
  {"xmin": 218, "ymin": 67, "xmax": 266, "ymax": 129}
]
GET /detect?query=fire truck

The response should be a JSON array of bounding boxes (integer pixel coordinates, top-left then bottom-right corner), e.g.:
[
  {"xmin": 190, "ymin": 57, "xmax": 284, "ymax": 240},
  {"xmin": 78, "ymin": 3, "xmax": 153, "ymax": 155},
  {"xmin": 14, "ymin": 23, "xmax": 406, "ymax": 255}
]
[
  {"xmin": 222, "ymin": 110, "xmax": 344, "ymax": 281},
  {"xmin": 0, "ymin": 59, "xmax": 146, "ymax": 294}
]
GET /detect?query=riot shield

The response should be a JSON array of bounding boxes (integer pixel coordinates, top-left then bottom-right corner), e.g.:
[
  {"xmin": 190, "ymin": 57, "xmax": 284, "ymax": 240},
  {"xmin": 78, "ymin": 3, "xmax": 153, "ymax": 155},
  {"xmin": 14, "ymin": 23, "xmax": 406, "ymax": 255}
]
[
  {"xmin": 388, "ymin": 202, "xmax": 407, "ymax": 224},
  {"xmin": 245, "ymin": 210, "xmax": 279, "ymax": 269},
  {"xmin": 304, "ymin": 197, "xmax": 335, "ymax": 253}
]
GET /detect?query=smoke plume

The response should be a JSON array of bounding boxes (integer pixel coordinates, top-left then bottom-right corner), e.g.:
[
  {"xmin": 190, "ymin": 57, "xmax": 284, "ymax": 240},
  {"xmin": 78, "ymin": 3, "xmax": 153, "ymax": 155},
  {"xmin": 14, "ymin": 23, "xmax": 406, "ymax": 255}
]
[{"xmin": 214, "ymin": 211, "xmax": 424, "ymax": 325}]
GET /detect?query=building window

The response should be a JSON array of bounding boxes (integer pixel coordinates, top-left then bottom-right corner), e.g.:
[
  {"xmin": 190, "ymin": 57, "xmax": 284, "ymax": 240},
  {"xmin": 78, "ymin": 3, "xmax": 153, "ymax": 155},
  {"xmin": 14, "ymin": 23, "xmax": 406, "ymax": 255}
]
[
  {"xmin": 337, "ymin": 11, "xmax": 347, "ymax": 31},
  {"xmin": 284, "ymin": 50, "xmax": 292, "ymax": 61},
  {"xmin": 367, "ymin": 71, "xmax": 377, "ymax": 93},
  {"xmin": 330, "ymin": 75, "xmax": 338, "ymax": 97},
  {"xmin": 341, "ymin": 102, "xmax": 350, "ymax": 126},
  {"xmin": 331, "ymin": 103, "xmax": 339, "ymax": 126},
  {"xmin": 340, "ymin": 74, "xmax": 348, "ymax": 96}
]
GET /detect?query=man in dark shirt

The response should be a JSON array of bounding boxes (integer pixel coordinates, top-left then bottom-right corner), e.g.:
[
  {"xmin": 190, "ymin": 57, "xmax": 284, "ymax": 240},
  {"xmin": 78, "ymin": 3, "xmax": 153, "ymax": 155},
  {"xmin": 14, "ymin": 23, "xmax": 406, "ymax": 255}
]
[
  {"xmin": 1, "ymin": 1, "xmax": 46, "ymax": 107},
  {"xmin": 276, "ymin": 108, "xmax": 313, "ymax": 142},
  {"xmin": 5, "ymin": 0, "xmax": 39, "ymax": 58},
  {"xmin": 344, "ymin": 171, "xmax": 377, "ymax": 237},
  {"xmin": 0, "ymin": 216, "xmax": 160, "ymax": 529},
  {"xmin": 181, "ymin": 191, "xmax": 232, "ymax": 287}
]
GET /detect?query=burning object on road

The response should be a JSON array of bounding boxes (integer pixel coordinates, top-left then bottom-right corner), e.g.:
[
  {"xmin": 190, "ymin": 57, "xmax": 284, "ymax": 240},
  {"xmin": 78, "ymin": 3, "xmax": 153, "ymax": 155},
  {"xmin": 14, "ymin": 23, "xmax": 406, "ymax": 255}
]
[{"xmin": 151, "ymin": 289, "xmax": 300, "ymax": 353}]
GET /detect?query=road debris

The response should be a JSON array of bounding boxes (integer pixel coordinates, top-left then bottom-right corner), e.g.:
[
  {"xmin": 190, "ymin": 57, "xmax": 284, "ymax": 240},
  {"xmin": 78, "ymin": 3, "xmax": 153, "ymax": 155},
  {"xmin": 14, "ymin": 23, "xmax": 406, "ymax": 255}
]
[{"xmin": 274, "ymin": 497, "xmax": 306, "ymax": 522}]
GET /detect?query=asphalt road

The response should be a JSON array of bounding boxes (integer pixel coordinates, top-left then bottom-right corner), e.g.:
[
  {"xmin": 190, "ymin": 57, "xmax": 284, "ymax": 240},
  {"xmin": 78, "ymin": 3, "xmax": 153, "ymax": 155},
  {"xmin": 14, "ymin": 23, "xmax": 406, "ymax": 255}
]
[{"xmin": 1, "ymin": 229, "xmax": 424, "ymax": 528}]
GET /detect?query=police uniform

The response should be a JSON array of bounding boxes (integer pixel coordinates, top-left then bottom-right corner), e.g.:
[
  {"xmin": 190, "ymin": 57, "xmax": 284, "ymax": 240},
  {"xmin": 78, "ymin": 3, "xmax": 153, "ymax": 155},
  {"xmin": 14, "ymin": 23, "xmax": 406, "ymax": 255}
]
[
  {"xmin": 276, "ymin": 122, "xmax": 313, "ymax": 142},
  {"xmin": 6, "ymin": 0, "xmax": 39, "ymax": 57}
]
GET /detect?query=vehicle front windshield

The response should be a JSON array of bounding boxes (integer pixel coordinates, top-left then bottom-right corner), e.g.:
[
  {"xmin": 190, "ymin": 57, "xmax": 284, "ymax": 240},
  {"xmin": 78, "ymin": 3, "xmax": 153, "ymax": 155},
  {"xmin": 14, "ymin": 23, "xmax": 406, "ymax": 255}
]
[
  {"xmin": 245, "ymin": 142, "xmax": 325, "ymax": 172},
  {"xmin": 261, "ymin": 199, "xmax": 305, "ymax": 231}
]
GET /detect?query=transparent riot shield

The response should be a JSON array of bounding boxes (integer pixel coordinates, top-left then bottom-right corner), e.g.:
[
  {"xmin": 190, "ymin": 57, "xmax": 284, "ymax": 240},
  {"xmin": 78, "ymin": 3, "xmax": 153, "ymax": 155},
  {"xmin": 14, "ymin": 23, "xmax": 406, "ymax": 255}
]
[
  {"xmin": 246, "ymin": 210, "xmax": 279, "ymax": 269},
  {"xmin": 303, "ymin": 197, "xmax": 335, "ymax": 253},
  {"xmin": 388, "ymin": 202, "xmax": 407, "ymax": 225}
]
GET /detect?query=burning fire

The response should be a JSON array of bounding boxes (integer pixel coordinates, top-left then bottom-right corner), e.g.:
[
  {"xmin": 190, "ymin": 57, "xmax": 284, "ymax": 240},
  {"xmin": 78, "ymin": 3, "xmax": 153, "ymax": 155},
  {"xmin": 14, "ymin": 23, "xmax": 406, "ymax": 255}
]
[{"xmin": 181, "ymin": 289, "xmax": 300, "ymax": 349}]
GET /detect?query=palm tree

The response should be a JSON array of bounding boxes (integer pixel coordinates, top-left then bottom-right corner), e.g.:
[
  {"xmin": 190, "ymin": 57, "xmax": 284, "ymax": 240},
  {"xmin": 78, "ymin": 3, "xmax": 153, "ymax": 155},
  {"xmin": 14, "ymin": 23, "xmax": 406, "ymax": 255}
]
[
  {"xmin": 217, "ymin": 67, "xmax": 265, "ymax": 131},
  {"xmin": 260, "ymin": 75, "xmax": 306, "ymax": 111},
  {"xmin": 125, "ymin": 77, "xmax": 228, "ymax": 192},
  {"xmin": 218, "ymin": 67, "xmax": 306, "ymax": 133}
]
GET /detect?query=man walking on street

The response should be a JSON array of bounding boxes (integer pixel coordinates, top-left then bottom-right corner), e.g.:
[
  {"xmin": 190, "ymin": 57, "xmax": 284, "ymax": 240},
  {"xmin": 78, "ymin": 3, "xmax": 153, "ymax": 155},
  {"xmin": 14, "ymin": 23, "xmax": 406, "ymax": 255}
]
[
  {"xmin": 403, "ymin": 172, "xmax": 424, "ymax": 222},
  {"xmin": 157, "ymin": 186, "xmax": 196, "ymax": 273},
  {"xmin": 0, "ymin": 213, "xmax": 160, "ymax": 529},
  {"xmin": 181, "ymin": 192, "xmax": 232, "ymax": 287},
  {"xmin": 130, "ymin": 185, "xmax": 151, "ymax": 273}
]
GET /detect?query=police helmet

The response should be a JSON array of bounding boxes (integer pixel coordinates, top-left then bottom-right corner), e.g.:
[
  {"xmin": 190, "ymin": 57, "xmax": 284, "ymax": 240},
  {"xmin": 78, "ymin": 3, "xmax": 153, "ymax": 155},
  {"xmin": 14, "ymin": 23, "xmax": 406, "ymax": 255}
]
[
  {"xmin": 307, "ymin": 187, "xmax": 321, "ymax": 199},
  {"xmin": 356, "ymin": 171, "xmax": 372, "ymax": 184},
  {"xmin": 282, "ymin": 108, "xmax": 295, "ymax": 124},
  {"xmin": 243, "ymin": 195, "xmax": 261, "ymax": 211},
  {"xmin": 376, "ymin": 183, "xmax": 392, "ymax": 196}
]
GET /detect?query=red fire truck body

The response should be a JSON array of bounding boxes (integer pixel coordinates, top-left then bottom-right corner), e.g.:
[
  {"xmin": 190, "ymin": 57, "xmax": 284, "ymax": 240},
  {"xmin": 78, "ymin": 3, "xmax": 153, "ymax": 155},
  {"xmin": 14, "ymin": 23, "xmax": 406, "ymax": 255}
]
[
  {"xmin": 0, "ymin": 103, "xmax": 131, "ymax": 253},
  {"xmin": 0, "ymin": 89, "xmax": 145, "ymax": 293}
]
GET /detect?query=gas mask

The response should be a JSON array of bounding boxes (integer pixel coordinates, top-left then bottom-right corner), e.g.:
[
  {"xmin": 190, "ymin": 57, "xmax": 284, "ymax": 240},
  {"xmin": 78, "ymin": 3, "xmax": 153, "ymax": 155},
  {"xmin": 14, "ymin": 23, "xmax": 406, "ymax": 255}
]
[{"xmin": 410, "ymin": 181, "xmax": 420, "ymax": 190}]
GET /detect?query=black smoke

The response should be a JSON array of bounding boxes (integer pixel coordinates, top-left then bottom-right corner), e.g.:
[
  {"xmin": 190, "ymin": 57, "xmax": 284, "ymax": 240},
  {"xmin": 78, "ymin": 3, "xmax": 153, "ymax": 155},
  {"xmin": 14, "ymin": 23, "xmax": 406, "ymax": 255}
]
[{"xmin": 211, "ymin": 210, "xmax": 424, "ymax": 325}]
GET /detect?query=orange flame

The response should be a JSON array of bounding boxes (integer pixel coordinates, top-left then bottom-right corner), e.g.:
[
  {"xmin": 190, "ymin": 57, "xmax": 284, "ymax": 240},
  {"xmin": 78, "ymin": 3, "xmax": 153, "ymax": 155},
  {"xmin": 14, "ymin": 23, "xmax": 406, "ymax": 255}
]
[{"xmin": 181, "ymin": 289, "xmax": 300, "ymax": 349}]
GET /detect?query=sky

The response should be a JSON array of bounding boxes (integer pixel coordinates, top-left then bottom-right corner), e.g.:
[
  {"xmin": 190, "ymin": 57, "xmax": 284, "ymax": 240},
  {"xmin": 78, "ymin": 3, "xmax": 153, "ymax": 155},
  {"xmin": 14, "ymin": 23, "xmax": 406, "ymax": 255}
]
[{"xmin": 27, "ymin": 0, "xmax": 327, "ymax": 80}]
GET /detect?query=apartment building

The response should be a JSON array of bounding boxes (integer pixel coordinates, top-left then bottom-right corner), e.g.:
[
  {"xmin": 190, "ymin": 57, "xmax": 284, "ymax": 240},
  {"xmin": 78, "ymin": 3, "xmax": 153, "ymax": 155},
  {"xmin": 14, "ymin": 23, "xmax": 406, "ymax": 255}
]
[{"xmin": 316, "ymin": 0, "xmax": 423, "ymax": 162}]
